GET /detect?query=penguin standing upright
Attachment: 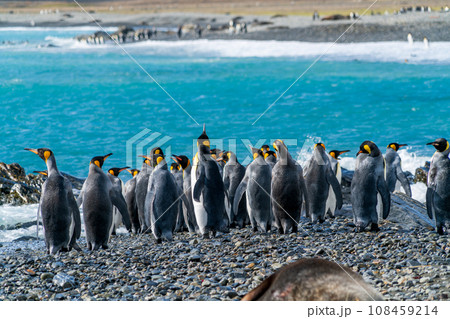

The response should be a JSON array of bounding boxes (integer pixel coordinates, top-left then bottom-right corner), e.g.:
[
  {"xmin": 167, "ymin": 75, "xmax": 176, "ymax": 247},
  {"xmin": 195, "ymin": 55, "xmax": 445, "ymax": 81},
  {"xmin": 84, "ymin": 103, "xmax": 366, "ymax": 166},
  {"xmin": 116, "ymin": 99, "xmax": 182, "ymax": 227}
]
[
  {"xmin": 25, "ymin": 148, "xmax": 81, "ymax": 254},
  {"xmin": 172, "ymin": 154, "xmax": 198, "ymax": 233},
  {"xmin": 264, "ymin": 150, "xmax": 277, "ymax": 169},
  {"xmin": 135, "ymin": 147, "xmax": 163, "ymax": 233},
  {"xmin": 124, "ymin": 169, "xmax": 140, "ymax": 233},
  {"xmin": 77, "ymin": 154, "xmax": 131, "ymax": 250},
  {"xmin": 233, "ymin": 147, "xmax": 272, "ymax": 232},
  {"xmin": 107, "ymin": 167, "xmax": 130, "ymax": 235},
  {"xmin": 222, "ymin": 151, "xmax": 246, "ymax": 227},
  {"xmin": 426, "ymin": 138, "xmax": 450, "ymax": 235},
  {"xmin": 351, "ymin": 141, "xmax": 390, "ymax": 232},
  {"xmin": 135, "ymin": 157, "xmax": 152, "ymax": 233},
  {"xmin": 145, "ymin": 153, "xmax": 183, "ymax": 242},
  {"xmin": 192, "ymin": 135, "xmax": 229, "ymax": 238},
  {"xmin": 171, "ymin": 162, "xmax": 186, "ymax": 232},
  {"xmin": 385, "ymin": 143, "xmax": 412, "ymax": 197},
  {"xmin": 304, "ymin": 143, "xmax": 343, "ymax": 223},
  {"xmin": 326, "ymin": 150, "xmax": 349, "ymax": 217},
  {"xmin": 271, "ymin": 140, "xmax": 310, "ymax": 234}
]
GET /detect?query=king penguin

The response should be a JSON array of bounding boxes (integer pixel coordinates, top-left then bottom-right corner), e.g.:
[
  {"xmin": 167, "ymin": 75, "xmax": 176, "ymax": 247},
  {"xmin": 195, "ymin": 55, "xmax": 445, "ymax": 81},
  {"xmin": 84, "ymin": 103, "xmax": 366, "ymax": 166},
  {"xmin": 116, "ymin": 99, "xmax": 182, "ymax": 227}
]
[
  {"xmin": 385, "ymin": 143, "xmax": 412, "ymax": 197},
  {"xmin": 271, "ymin": 140, "xmax": 310, "ymax": 234},
  {"xmin": 107, "ymin": 167, "xmax": 130, "ymax": 235},
  {"xmin": 135, "ymin": 147, "xmax": 163, "ymax": 233},
  {"xmin": 145, "ymin": 153, "xmax": 184, "ymax": 242},
  {"xmin": 124, "ymin": 168, "xmax": 141, "ymax": 233},
  {"xmin": 233, "ymin": 147, "xmax": 272, "ymax": 232},
  {"xmin": 77, "ymin": 154, "xmax": 131, "ymax": 250},
  {"xmin": 264, "ymin": 150, "xmax": 277, "ymax": 169},
  {"xmin": 171, "ymin": 162, "xmax": 186, "ymax": 232},
  {"xmin": 325, "ymin": 150, "xmax": 349, "ymax": 217},
  {"xmin": 303, "ymin": 143, "xmax": 343, "ymax": 223},
  {"xmin": 172, "ymin": 154, "xmax": 198, "ymax": 233},
  {"xmin": 172, "ymin": 155, "xmax": 198, "ymax": 233},
  {"xmin": 426, "ymin": 138, "xmax": 450, "ymax": 235},
  {"xmin": 222, "ymin": 150, "xmax": 246, "ymax": 227},
  {"xmin": 25, "ymin": 148, "xmax": 81, "ymax": 254},
  {"xmin": 192, "ymin": 132, "xmax": 229, "ymax": 238},
  {"xmin": 351, "ymin": 141, "xmax": 390, "ymax": 232}
]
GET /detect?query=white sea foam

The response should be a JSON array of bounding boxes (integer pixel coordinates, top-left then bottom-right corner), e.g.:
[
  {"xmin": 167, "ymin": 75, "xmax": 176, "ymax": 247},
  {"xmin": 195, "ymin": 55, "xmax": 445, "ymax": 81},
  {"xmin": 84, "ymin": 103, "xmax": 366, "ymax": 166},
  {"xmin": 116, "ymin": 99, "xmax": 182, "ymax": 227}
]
[{"xmin": 37, "ymin": 38, "xmax": 450, "ymax": 64}]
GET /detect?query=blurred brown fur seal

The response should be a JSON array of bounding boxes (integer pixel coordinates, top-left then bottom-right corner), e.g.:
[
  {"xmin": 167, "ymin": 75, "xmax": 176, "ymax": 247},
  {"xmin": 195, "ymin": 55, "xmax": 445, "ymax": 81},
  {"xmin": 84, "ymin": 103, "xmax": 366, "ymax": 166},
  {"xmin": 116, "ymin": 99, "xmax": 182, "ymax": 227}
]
[{"xmin": 242, "ymin": 258, "xmax": 383, "ymax": 301}]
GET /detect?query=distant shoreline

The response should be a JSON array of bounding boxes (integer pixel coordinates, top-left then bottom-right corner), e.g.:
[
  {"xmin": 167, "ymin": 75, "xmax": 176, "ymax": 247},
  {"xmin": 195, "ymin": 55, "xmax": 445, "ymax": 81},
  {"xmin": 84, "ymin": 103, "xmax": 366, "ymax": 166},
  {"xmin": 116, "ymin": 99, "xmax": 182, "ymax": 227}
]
[{"xmin": 1, "ymin": 11, "xmax": 449, "ymax": 42}]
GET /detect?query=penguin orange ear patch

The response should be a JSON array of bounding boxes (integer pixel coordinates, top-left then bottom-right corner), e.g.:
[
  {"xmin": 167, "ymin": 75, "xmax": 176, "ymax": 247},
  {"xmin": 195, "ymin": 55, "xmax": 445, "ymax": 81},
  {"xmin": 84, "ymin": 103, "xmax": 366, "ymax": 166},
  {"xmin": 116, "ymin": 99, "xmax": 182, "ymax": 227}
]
[
  {"xmin": 253, "ymin": 153, "xmax": 259, "ymax": 159},
  {"xmin": 264, "ymin": 152, "xmax": 269, "ymax": 159},
  {"xmin": 364, "ymin": 145, "xmax": 371, "ymax": 153},
  {"xmin": 94, "ymin": 160, "xmax": 101, "ymax": 167},
  {"xmin": 156, "ymin": 156, "xmax": 163, "ymax": 165},
  {"xmin": 44, "ymin": 150, "xmax": 51, "ymax": 161}
]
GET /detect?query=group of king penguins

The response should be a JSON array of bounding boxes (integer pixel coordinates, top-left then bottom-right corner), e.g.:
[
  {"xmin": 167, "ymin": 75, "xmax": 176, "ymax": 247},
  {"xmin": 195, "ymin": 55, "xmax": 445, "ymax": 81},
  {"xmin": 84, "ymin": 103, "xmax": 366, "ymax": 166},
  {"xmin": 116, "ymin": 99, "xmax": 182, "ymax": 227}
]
[{"xmin": 25, "ymin": 126, "xmax": 449, "ymax": 255}]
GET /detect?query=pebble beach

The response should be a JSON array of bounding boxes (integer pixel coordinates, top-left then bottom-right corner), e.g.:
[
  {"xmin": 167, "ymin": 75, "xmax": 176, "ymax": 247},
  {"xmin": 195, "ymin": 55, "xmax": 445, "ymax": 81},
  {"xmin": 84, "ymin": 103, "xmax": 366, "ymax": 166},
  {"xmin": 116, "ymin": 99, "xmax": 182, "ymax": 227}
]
[{"xmin": 0, "ymin": 210, "xmax": 448, "ymax": 301}]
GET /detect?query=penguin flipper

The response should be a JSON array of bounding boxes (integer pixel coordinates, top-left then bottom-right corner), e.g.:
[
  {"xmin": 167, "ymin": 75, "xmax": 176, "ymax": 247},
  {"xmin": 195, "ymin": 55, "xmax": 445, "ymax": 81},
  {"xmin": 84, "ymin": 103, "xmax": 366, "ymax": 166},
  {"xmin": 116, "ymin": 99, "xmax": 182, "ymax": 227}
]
[
  {"xmin": 233, "ymin": 176, "xmax": 248, "ymax": 218},
  {"xmin": 297, "ymin": 166, "xmax": 310, "ymax": 218},
  {"xmin": 426, "ymin": 187, "xmax": 435, "ymax": 220},
  {"xmin": 193, "ymin": 165, "xmax": 205, "ymax": 202},
  {"xmin": 395, "ymin": 166, "xmax": 412, "ymax": 197},
  {"xmin": 110, "ymin": 189, "xmax": 132, "ymax": 231},
  {"xmin": 326, "ymin": 168, "xmax": 343, "ymax": 210},
  {"xmin": 376, "ymin": 177, "xmax": 391, "ymax": 219}
]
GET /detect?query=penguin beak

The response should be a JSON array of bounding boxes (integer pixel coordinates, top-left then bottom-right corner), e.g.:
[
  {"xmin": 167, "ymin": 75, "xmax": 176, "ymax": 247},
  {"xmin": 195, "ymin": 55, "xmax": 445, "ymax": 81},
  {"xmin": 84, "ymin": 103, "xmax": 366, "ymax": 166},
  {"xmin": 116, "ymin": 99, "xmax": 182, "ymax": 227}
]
[
  {"xmin": 118, "ymin": 167, "xmax": 129, "ymax": 173},
  {"xmin": 103, "ymin": 153, "xmax": 113, "ymax": 160},
  {"xmin": 339, "ymin": 150, "xmax": 350, "ymax": 155},
  {"xmin": 426, "ymin": 142, "xmax": 438, "ymax": 146},
  {"xmin": 24, "ymin": 148, "xmax": 39, "ymax": 155},
  {"xmin": 398, "ymin": 144, "xmax": 408, "ymax": 148},
  {"xmin": 139, "ymin": 155, "xmax": 152, "ymax": 160},
  {"xmin": 356, "ymin": 150, "xmax": 362, "ymax": 156},
  {"xmin": 126, "ymin": 169, "xmax": 133, "ymax": 174}
]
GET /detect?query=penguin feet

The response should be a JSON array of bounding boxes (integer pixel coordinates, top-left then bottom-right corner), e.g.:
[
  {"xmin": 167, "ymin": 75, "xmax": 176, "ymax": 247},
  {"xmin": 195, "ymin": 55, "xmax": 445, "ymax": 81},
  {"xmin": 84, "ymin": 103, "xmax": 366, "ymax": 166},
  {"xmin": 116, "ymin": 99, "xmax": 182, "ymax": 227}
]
[
  {"xmin": 370, "ymin": 224, "xmax": 380, "ymax": 232},
  {"xmin": 355, "ymin": 226, "xmax": 365, "ymax": 233},
  {"xmin": 202, "ymin": 233, "xmax": 210, "ymax": 239},
  {"xmin": 156, "ymin": 238, "xmax": 162, "ymax": 244},
  {"xmin": 436, "ymin": 225, "xmax": 447, "ymax": 235},
  {"xmin": 71, "ymin": 243, "xmax": 82, "ymax": 251},
  {"xmin": 102, "ymin": 244, "xmax": 109, "ymax": 249}
]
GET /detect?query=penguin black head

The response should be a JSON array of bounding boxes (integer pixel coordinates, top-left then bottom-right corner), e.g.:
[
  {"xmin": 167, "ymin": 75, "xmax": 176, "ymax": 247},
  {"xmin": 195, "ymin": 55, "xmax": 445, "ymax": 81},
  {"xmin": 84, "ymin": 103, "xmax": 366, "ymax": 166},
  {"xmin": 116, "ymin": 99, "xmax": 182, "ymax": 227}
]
[
  {"xmin": 219, "ymin": 151, "xmax": 230, "ymax": 163},
  {"xmin": 108, "ymin": 167, "xmax": 130, "ymax": 177},
  {"xmin": 170, "ymin": 163, "xmax": 180, "ymax": 171},
  {"xmin": 210, "ymin": 148, "xmax": 222, "ymax": 160},
  {"xmin": 152, "ymin": 153, "xmax": 165, "ymax": 167},
  {"xmin": 261, "ymin": 145, "xmax": 270, "ymax": 152},
  {"xmin": 151, "ymin": 147, "xmax": 164, "ymax": 157},
  {"xmin": 264, "ymin": 150, "xmax": 277, "ymax": 160},
  {"xmin": 171, "ymin": 155, "xmax": 191, "ymax": 170},
  {"xmin": 197, "ymin": 124, "xmax": 210, "ymax": 148},
  {"xmin": 24, "ymin": 148, "xmax": 53, "ymax": 163},
  {"xmin": 329, "ymin": 150, "xmax": 350, "ymax": 160},
  {"xmin": 33, "ymin": 170, "xmax": 48, "ymax": 176},
  {"xmin": 314, "ymin": 143, "xmax": 326, "ymax": 150},
  {"xmin": 251, "ymin": 147, "xmax": 264, "ymax": 159},
  {"xmin": 387, "ymin": 143, "xmax": 407, "ymax": 152},
  {"xmin": 357, "ymin": 141, "xmax": 380, "ymax": 157},
  {"xmin": 198, "ymin": 144, "xmax": 211, "ymax": 158},
  {"xmin": 426, "ymin": 138, "xmax": 449, "ymax": 152},
  {"xmin": 273, "ymin": 139, "xmax": 286, "ymax": 152},
  {"xmin": 127, "ymin": 169, "xmax": 140, "ymax": 177},
  {"xmin": 90, "ymin": 153, "xmax": 112, "ymax": 168}
]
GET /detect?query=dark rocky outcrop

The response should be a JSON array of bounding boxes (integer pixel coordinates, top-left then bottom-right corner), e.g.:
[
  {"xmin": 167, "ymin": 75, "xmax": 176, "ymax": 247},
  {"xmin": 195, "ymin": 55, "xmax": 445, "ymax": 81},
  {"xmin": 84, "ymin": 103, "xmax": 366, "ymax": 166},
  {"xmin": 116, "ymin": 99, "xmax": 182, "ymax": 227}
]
[
  {"xmin": 0, "ymin": 163, "xmax": 84, "ymax": 206},
  {"xmin": 414, "ymin": 161, "xmax": 430, "ymax": 184}
]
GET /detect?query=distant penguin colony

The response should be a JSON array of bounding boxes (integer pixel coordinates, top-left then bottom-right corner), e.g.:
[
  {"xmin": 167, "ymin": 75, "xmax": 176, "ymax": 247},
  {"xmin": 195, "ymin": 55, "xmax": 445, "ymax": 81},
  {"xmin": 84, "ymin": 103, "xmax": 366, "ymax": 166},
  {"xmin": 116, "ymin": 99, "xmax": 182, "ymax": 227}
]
[{"xmin": 26, "ymin": 128, "xmax": 448, "ymax": 256}]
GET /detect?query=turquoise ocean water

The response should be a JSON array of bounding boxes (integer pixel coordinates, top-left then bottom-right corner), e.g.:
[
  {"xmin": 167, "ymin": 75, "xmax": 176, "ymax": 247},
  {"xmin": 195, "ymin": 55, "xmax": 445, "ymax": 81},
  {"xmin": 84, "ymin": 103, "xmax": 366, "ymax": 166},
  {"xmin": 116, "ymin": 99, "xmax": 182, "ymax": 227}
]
[{"xmin": 1, "ymin": 27, "xmax": 449, "ymax": 241}]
